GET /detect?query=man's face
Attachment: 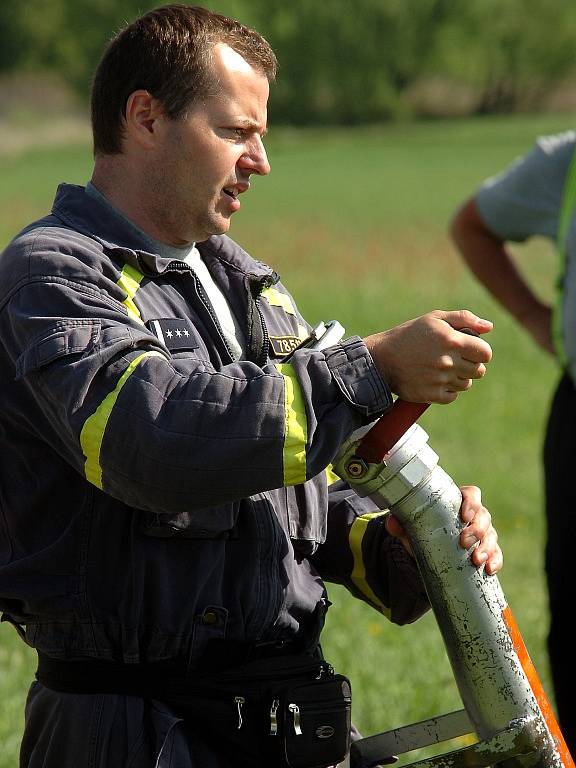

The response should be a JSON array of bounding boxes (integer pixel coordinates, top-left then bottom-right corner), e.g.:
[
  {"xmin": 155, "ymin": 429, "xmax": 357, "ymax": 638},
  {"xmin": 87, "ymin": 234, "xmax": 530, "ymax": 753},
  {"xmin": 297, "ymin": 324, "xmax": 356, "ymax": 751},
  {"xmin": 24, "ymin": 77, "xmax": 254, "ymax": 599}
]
[{"xmin": 151, "ymin": 43, "xmax": 270, "ymax": 245}]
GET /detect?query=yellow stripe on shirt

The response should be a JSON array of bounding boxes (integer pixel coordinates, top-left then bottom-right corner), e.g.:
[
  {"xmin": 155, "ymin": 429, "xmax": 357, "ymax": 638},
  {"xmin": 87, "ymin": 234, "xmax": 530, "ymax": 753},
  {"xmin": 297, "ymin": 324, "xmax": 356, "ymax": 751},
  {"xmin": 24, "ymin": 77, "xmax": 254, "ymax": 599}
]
[
  {"xmin": 326, "ymin": 464, "xmax": 341, "ymax": 486},
  {"xmin": 349, "ymin": 512, "xmax": 391, "ymax": 618},
  {"xmin": 275, "ymin": 362, "xmax": 308, "ymax": 485},
  {"xmin": 80, "ymin": 351, "xmax": 165, "ymax": 489},
  {"xmin": 117, "ymin": 263, "xmax": 145, "ymax": 324},
  {"xmin": 261, "ymin": 286, "xmax": 297, "ymax": 316}
]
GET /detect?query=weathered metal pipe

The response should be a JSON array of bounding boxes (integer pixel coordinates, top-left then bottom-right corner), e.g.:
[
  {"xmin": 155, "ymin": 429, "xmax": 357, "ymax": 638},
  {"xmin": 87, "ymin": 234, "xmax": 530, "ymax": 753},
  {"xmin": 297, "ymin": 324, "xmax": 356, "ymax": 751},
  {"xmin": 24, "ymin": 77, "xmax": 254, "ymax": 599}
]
[
  {"xmin": 334, "ymin": 419, "xmax": 572, "ymax": 768},
  {"xmin": 305, "ymin": 321, "xmax": 571, "ymax": 767}
]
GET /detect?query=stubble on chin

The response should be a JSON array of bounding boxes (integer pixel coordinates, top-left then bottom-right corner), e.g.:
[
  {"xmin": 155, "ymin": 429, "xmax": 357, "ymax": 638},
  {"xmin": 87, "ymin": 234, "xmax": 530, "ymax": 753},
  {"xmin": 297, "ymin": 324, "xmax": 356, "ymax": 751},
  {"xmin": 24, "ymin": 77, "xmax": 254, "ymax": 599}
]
[
  {"xmin": 141, "ymin": 153, "xmax": 232, "ymax": 243},
  {"xmin": 194, "ymin": 213, "xmax": 231, "ymax": 243}
]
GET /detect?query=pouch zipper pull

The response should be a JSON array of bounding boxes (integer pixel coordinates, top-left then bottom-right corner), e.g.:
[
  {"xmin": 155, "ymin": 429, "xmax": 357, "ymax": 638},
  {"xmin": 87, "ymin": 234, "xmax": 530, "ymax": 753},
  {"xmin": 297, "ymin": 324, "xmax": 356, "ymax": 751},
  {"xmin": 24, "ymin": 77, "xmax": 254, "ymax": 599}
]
[
  {"xmin": 270, "ymin": 698, "xmax": 280, "ymax": 735},
  {"xmin": 317, "ymin": 661, "xmax": 335, "ymax": 679},
  {"xmin": 288, "ymin": 703, "xmax": 302, "ymax": 735},
  {"xmin": 234, "ymin": 696, "xmax": 245, "ymax": 730}
]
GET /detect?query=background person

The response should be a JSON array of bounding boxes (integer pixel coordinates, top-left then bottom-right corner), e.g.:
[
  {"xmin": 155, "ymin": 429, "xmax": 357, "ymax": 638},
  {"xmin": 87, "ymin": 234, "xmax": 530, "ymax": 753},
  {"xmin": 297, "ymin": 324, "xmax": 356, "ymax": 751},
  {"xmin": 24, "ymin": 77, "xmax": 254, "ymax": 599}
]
[
  {"xmin": 0, "ymin": 5, "xmax": 499, "ymax": 767},
  {"xmin": 451, "ymin": 130, "xmax": 576, "ymax": 753}
]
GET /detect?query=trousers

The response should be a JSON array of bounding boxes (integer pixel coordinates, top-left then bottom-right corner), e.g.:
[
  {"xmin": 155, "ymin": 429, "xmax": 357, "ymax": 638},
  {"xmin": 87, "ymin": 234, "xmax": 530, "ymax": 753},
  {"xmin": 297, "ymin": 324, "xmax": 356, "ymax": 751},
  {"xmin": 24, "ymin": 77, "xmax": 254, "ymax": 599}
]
[
  {"xmin": 543, "ymin": 373, "xmax": 576, "ymax": 756},
  {"xmin": 20, "ymin": 681, "xmax": 232, "ymax": 768}
]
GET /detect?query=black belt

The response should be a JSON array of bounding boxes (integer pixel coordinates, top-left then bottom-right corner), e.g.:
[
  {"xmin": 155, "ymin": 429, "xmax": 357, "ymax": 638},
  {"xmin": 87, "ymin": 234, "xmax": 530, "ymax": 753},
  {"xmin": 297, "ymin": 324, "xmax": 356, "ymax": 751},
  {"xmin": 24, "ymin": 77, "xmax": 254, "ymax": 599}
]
[
  {"xmin": 36, "ymin": 637, "xmax": 314, "ymax": 697},
  {"xmin": 36, "ymin": 652, "xmax": 185, "ymax": 696}
]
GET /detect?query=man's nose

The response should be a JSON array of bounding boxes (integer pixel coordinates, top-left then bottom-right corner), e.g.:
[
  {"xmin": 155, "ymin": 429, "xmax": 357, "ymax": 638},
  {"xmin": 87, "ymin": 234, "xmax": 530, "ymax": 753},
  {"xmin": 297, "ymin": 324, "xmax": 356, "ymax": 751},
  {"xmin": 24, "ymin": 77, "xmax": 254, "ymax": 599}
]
[{"xmin": 239, "ymin": 137, "xmax": 271, "ymax": 176}]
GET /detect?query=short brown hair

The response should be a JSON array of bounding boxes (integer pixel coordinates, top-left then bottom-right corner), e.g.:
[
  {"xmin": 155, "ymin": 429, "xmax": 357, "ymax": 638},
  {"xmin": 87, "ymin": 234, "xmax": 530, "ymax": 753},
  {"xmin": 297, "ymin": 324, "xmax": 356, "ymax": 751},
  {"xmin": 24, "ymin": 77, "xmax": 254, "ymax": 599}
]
[{"xmin": 91, "ymin": 4, "xmax": 277, "ymax": 155}]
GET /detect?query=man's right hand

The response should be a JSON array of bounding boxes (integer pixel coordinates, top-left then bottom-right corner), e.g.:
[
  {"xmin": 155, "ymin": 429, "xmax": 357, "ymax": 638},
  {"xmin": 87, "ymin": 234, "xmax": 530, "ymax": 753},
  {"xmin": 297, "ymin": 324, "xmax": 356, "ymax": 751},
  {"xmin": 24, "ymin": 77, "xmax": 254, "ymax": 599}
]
[{"xmin": 364, "ymin": 309, "xmax": 493, "ymax": 404}]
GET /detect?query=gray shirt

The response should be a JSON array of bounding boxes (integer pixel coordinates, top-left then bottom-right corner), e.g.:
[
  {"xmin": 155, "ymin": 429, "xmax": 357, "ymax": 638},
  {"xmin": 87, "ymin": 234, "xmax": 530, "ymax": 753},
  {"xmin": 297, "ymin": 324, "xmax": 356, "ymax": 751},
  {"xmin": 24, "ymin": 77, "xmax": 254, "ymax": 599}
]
[{"xmin": 476, "ymin": 130, "xmax": 576, "ymax": 374}]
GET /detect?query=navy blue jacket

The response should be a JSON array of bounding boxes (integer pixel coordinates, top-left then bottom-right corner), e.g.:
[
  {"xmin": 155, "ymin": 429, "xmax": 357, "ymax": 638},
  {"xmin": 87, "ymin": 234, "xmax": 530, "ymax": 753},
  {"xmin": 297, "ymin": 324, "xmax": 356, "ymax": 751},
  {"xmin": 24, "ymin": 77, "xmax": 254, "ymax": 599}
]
[{"xmin": 0, "ymin": 184, "xmax": 428, "ymax": 665}]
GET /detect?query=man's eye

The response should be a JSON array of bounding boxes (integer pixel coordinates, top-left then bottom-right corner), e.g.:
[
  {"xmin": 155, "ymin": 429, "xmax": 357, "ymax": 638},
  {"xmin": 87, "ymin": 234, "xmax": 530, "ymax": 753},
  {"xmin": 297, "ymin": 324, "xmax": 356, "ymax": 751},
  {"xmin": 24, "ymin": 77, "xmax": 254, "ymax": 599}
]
[{"xmin": 228, "ymin": 128, "xmax": 246, "ymax": 138}]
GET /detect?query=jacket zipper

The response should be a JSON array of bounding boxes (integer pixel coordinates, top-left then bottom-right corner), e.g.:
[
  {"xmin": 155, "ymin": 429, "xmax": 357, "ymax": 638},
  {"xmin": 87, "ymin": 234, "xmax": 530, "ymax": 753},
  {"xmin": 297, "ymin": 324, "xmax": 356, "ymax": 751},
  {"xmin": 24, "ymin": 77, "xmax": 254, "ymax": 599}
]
[
  {"xmin": 253, "ymin": 293, "xmax": 270, "ymax": 366},
  {"xmin": 164, "ymin": 261, "xmax": 236, "ymax": 363},
  {"xmin": 163, "ymin": 262, "xmax": 284, "ymax": 639},
  {"xmin": 247, "ymin": 274, "xmax": 276, "ymax": 365}
]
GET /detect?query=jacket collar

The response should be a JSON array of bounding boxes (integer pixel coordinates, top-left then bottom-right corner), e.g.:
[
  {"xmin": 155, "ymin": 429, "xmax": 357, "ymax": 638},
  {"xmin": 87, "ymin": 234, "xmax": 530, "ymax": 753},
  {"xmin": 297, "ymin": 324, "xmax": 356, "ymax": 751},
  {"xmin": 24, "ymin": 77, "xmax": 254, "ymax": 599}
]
[{"xmin": 51, "ymin": 182, "xmax": 276, "ymax": 284}]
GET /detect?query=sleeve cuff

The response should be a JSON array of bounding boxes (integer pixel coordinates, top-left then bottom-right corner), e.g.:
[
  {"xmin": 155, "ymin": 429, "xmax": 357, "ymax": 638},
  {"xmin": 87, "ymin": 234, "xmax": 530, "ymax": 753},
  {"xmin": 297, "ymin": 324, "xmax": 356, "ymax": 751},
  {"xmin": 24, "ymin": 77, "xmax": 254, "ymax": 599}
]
[{"xmin": 324, "ymin": 336, "xmax": 393, "ymax": 419}]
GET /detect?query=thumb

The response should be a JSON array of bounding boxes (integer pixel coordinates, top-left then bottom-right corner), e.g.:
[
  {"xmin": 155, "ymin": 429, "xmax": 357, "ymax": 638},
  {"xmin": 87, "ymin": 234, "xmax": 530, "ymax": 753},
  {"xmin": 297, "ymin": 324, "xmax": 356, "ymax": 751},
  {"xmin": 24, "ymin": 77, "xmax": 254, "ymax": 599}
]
[
  {"xmin": 436, "ymin": 309, "xmax": 493, "ymax": 335},
  {"xmin": 385, "ymin": 513, "xmax": 414, "ymax": 556},
  {"xmin": 385, "ymin": 513, "xmax": 405, "ymax": 538}
]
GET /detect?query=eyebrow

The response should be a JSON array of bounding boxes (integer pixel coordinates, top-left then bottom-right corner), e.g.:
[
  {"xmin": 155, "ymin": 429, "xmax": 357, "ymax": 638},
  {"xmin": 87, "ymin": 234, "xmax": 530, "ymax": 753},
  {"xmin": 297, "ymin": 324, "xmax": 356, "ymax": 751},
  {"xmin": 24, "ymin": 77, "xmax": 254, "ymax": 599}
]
[{"xmin": 233, "ymin": 118, "xmax": 268, "ymax": 137}]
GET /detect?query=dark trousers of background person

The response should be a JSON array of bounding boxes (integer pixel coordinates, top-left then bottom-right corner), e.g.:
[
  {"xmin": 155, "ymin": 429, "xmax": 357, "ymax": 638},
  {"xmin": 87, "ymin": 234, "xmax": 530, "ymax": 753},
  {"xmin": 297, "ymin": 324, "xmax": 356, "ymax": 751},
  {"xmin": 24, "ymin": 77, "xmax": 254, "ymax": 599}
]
[{"xmin": 544, "ymin": 373, "xmax": 576, "ymax": 757}]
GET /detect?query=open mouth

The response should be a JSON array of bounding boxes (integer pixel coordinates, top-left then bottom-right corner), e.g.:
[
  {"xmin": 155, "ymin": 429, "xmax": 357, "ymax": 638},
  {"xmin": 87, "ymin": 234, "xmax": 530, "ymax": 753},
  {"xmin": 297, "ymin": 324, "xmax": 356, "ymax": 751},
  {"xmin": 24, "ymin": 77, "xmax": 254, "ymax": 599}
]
[{"xmin": 223, "ymin": 187, "xmax": 237, "ymax": 200}]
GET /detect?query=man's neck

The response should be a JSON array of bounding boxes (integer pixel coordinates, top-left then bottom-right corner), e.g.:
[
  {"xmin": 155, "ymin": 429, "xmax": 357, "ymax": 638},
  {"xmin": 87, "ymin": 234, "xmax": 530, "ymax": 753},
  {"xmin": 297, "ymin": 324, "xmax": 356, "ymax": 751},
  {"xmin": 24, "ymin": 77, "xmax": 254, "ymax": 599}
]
[
  {"xmin": 86, "ymin": 180, "xmax": 195, "ymax": 262},
  {"xmin": 90, "ymin": 159, "xmax": 195, "ymax": 248}
]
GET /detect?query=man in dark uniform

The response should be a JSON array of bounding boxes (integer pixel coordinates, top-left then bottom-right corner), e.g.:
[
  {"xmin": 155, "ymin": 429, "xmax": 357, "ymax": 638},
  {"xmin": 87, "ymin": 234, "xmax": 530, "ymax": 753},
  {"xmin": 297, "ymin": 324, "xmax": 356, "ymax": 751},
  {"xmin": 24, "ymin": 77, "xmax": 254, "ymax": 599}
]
[{"xmin": 0, "ymin": 5, "xmax": 500, "ymax": 766}]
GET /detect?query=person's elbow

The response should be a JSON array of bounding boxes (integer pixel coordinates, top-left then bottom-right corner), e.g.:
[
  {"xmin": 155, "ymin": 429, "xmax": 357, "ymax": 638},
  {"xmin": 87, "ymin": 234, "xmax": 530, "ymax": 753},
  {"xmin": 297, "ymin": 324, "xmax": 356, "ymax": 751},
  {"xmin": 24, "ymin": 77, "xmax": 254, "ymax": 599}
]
[
  {"xmin": 450, "ymin": 196, "xmax": 503, "ymax": 263},
  {"xmin": 449, "ymin": 197, "xmax": 480, "ymax": 249}
]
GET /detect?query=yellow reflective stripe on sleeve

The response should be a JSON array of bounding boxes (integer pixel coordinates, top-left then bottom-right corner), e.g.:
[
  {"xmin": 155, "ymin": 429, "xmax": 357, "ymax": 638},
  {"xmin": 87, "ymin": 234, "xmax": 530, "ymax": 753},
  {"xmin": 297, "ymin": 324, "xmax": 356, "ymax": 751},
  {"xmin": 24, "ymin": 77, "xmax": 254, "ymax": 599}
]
[
  {"xmin": 80, "ymin": 351, "xmax": 165, "ymax": 489},
  {"xmin": 326, "ymin": 464, "xmax": 340, "ymax": 485},
  {"xmin": 298, "ymin": 324, "xmax": 309, "ymax": 340},
  {"xmin": 118, "ymin": 264, "xmax": 145, "ymax": 325},
  {"xmin": 275, "ymin": 363, "xmax": 308, "ymax": 485},
  {"xmin": 349, "ymin": 512, "xmax": 391, "ymax": 618},
  {"xmin": 261, "ymin": 286, "xmax": 297, "ymax": 316}
]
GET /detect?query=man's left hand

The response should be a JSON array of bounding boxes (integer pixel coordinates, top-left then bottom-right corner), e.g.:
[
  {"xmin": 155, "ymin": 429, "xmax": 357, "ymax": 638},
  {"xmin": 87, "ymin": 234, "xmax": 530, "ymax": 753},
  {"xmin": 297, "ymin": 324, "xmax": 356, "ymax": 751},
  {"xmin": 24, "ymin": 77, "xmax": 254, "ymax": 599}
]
[{"xmin": 385, "ymin": 485, "xmax": 503, "ymax": 575}]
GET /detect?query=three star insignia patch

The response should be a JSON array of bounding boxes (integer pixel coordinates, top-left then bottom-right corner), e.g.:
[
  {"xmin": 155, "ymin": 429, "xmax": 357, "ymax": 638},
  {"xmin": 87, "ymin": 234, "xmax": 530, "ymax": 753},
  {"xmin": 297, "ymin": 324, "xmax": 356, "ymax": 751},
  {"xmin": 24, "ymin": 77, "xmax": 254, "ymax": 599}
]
[{"xmin": 147, "ymin": 318, "xmax": 200, "ymax": 351}]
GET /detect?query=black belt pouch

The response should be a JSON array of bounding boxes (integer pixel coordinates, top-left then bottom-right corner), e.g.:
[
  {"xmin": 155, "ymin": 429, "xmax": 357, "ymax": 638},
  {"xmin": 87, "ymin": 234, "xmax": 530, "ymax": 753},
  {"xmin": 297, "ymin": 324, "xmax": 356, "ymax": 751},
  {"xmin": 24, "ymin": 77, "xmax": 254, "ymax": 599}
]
[
  {"xmin": 179, "ymin": 656, "xmax": 352, "ymax": 768},
  {"xmin": 272, "ymin": 673, "xmax": 352, "ymax": 768}
]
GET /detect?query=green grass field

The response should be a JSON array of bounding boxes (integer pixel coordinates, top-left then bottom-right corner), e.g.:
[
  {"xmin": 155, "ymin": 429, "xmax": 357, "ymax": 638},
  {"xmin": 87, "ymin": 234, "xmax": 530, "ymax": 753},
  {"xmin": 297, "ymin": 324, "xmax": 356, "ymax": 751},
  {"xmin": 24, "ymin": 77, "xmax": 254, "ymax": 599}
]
[{"xmin": 0, "ymin": 112, "xmax": 573, "ymax": 764}]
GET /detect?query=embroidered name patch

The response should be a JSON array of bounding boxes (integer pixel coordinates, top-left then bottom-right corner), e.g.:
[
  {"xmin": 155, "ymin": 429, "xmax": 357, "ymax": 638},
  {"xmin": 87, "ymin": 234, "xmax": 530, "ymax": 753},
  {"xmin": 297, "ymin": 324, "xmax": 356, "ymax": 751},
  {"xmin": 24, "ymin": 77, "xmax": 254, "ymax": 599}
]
[
  {"xmin": 269, "ymin": 335, "xmax": 302, "ymax": 358},
  {"xmin": 146, "ymin": 318, "xmax": 200, "ymax": 351}
]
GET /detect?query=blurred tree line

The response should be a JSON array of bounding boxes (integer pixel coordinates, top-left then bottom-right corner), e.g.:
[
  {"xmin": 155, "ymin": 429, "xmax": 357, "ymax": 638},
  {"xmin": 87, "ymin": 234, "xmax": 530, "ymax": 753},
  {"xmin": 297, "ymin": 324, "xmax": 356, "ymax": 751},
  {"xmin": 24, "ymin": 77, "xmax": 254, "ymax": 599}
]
[{"xmin": 1, "ymin": 0, "xmax": 576, "ymax": 123}]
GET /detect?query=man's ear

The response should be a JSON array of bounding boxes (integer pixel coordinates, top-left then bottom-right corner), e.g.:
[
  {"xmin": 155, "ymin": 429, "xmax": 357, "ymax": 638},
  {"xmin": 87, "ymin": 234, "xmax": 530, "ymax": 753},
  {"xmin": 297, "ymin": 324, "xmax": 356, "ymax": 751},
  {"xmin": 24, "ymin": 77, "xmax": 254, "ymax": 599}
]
[{"xmin": 124, "ymin": 90, "xmax": 164, "ymax": 150}]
